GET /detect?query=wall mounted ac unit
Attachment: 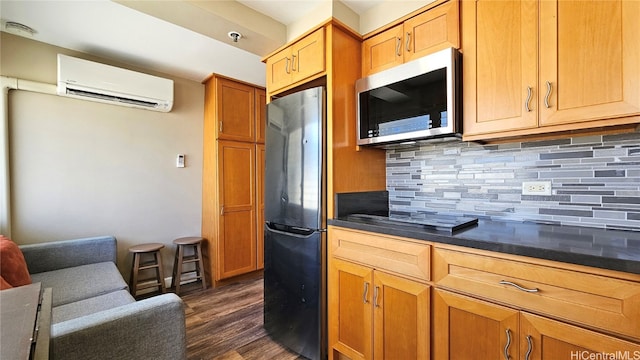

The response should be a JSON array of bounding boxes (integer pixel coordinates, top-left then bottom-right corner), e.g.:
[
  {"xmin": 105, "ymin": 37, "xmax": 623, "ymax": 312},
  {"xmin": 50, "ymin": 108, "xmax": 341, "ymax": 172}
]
[{"xmin": 57, "ymin": 54, "xmax": 173, "ymax": 112}]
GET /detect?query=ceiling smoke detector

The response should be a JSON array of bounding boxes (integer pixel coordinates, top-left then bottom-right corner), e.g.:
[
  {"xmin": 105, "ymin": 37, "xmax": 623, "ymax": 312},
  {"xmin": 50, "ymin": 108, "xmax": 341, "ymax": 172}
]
[
  {"xmin": 4, "ymin": 21, "xmax": 37, "ymax": 36},
  {"xmin": 227, "ymin": 31, "xmax": 242, "ymax": 43}
]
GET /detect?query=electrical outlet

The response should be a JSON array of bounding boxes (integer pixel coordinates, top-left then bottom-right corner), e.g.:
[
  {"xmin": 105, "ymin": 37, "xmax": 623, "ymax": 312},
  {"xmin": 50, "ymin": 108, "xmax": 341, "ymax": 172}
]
[{"xmin": 522, "ymin": 181, "xmax": 552, "ymax": 196}]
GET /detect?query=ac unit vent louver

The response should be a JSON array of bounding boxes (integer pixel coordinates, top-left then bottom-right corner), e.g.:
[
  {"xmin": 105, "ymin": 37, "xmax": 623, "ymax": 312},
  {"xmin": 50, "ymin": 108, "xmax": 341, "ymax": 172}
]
[{"xmin": 57, "ymin": 54, "xmax": 173, "ymax": 112}]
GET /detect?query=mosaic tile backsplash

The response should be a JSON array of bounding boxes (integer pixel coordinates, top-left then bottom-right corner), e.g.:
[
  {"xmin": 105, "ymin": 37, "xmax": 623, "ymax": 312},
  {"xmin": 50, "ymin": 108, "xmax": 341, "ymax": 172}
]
[{"xmin": 386, "ymin": 132, "xmax": 640, "ymax": 231}]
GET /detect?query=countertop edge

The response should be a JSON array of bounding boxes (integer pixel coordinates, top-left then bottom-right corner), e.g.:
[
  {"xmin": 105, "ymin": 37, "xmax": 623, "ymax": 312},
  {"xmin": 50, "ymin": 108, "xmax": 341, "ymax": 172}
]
[{"xmin": 328, "ymin": 219, "xmax": 640, "ymax": 276}]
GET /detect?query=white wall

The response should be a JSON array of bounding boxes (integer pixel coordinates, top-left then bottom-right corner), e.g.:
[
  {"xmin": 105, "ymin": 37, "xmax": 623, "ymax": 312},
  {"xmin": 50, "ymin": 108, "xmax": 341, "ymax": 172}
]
[{"xmin": 2, "ymin": 33, "xmax": 204, "ymax": 277}]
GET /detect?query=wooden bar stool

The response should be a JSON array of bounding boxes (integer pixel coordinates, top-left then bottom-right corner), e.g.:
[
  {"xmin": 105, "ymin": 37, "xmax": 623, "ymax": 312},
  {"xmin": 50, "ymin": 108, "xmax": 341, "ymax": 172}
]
[
  {"xmin": 171, "ymin": 236, "xmax": 206, "ymax": 295},
  {"xmin": 129, "ymin": 243, "xmax": 166, "ymax": 298}
]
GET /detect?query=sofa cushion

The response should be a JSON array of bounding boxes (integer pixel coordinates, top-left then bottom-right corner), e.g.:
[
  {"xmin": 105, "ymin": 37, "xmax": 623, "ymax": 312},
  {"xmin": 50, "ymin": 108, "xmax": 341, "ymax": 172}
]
[
  {"xmin": 0, "ymin": 235, "xmax": 32, "ymax": 287},
  {"xmin": 31, "ymin": 262, "xmax": 128, "ymax": 307},
  {"xmin": 53, "ymin": 289, "xmax": 135, "ymax": 324}
]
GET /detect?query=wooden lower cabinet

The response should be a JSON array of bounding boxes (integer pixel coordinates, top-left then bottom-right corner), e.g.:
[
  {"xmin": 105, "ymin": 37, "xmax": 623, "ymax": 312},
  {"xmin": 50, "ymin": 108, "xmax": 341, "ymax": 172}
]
[
  {"xmin": 329, "ymin": 258, "xmax": 430, "ymax": 360},
  {"xmin": 433, "ymin": 289, "xmax": 640, "ymax": 360}
]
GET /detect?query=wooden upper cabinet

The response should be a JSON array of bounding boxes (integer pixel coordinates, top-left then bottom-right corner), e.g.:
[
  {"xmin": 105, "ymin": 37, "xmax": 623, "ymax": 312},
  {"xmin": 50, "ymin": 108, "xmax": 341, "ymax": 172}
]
[
  {"xmin": 462, "ymin": 0, "xmax": 538, "ymax": 136},
  {"xmin": 216, "ymin": 78, "xmax": 256, "ymax": 142},
  {"xmin": 362, "ymin": 0, "xmax": 460, "ymax": 77},
  {"xmin": 403, "ymin": 0, "xmax": 459, "ymax": 63},
  {"xmin": 463, "ymin": 0, "xmax": 640, "ymax": 140},
  {"xmin": 265, "ymin": 28, "xmax": 325, "ymax": 93},
  {"xmin": 255, "ymin": 88, "xmax": 266, "ymax": 144},
  {"xmin": 538, "ymin": 0, "xmax": 640, "ymax": 126},
  {"xmin": 362, "ymin": 25, "xmax": 404, "ymax": 76}
]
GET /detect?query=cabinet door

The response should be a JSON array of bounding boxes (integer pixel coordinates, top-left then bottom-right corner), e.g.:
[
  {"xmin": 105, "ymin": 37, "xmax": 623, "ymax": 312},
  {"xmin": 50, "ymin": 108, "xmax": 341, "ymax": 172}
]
[
  {"xmin": 255, "ymin": 88, "xmax": 266, "ymax": 144},
  {"xmin": 520, "ymin": 312, "xmax": 640, "ymax": 360},
  {"xmin": 404, "ymin": 0, "xmax": 460, "ymax": 63},
  {"xmin": 266, "ymin": 47, "xmax": 293, "ymax": 93},
  {"xmin": 217, "ymin": 141, "xmax": 256, "ymax": 280},
  {"xmin": 433, "ymin": 289, "xmax": 520, "ymax": 360},
  {"xmin": 217, "ymin": 78, "xmax": 256, "ymax": 142},
  {"xmin": 255, "ymin": 143, "xmax": 264, "ymax": 270},
  {"xmin": 362, "ymin": 24, "xmax": 404, "ymax": 77},
  {"xmin": 291, "ymin": 28, "xmax": 325, "ymax": 84},
  {"xmin": 373, "ymin": 271, "xmax": 429, "ymax": 360},
  {"xmin": 462, "ymin": 0, "xmax": 538, "ymax": 136},
  {"xmin": 539, "ymin": 0, "xmax": 640, "ymax": 126},
  {"xmin": 329, "ymin": 258, "xmax": 373, "ymax": 360}
]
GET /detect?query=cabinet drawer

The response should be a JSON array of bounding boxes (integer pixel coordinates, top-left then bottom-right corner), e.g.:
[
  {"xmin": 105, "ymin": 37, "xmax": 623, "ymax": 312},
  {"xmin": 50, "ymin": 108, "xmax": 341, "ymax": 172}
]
[
  {"xmin": 433, "ymin": 247, "xmax": 640, "ymax": 340},
  {"xmin": 329, "ymin": 227, "xmax": 430, "ymax": 282}
]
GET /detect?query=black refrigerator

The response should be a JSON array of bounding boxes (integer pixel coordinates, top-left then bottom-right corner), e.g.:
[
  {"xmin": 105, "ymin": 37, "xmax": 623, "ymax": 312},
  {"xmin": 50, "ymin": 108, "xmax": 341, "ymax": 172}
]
[{"xmin": 264, "ymin": 86, "xmax": 326, "ymax": 360}]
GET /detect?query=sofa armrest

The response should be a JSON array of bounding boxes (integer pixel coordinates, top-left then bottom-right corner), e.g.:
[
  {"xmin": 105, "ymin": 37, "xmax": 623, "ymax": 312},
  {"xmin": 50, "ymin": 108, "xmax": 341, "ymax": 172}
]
[
  {"xmin": 20, "ymin": 236, "xmax": 117, "ymax": 274},
  {"xmin": 51, "ymin": 293, "xmax": 186, "ymax": 360}
]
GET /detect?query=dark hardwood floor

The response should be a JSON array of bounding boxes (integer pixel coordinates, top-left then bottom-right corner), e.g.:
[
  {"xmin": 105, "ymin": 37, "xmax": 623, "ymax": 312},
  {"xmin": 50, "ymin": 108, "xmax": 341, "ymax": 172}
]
[{"xmin": 179, "ymin": 277, "xmax": 307, "ymax": 360}]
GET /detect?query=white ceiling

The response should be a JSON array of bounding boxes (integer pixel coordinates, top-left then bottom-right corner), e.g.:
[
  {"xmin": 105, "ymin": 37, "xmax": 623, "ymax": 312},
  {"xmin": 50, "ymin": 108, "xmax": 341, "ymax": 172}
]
[{"xmin": 0, "ymin": 0, "xmax": 383, "ymax": 86}]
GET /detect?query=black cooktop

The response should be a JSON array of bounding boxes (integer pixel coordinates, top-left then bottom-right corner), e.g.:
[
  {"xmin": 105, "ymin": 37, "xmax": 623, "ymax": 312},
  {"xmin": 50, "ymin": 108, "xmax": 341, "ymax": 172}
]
[{"xmin": 345, "ymin": 213, "xmax": 478, "ymax": 234}]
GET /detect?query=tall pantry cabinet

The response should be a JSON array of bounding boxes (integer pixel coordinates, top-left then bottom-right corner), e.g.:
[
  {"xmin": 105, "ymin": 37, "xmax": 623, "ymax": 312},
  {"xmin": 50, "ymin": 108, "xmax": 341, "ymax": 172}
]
[{"xmin": 202, "ymin": 74, "xmax": 266, "ymax": 286}]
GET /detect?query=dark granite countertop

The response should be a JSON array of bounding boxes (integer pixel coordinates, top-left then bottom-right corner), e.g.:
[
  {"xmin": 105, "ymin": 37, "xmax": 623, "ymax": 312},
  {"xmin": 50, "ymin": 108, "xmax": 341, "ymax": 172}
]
[{"xmin": 328, "ymin": 217, "xmax": 640, "ymax": 275}]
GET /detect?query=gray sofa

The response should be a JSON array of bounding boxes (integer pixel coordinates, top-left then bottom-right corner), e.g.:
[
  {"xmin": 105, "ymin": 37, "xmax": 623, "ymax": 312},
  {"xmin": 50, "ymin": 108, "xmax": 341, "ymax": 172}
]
[{"xmin": 19, "ymin": 236, "xmax": 186, "ymax": 360}]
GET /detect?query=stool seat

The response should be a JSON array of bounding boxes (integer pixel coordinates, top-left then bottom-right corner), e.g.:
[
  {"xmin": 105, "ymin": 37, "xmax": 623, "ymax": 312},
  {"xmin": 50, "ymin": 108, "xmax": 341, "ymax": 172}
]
[
  {"xmin": 171, "ymin": 237, "xmax": 206, "ymax": 295},
  {"xmin": 129, "ymin": 243, "xmax": 165, "ymax": 253},
  {"xmin": 128, "ymin": 243, "xmax": 166, "ymax": 298},
  {"xmin": 173, "ymin": 237, "xmax": 203, "ymax": 246}
]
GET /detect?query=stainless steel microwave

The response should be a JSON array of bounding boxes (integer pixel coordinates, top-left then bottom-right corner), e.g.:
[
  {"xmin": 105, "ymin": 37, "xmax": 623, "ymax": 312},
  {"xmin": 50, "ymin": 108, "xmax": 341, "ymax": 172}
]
[{"xmin": 356, "ymin": 47, "xmax": 461, "ymax": 146}]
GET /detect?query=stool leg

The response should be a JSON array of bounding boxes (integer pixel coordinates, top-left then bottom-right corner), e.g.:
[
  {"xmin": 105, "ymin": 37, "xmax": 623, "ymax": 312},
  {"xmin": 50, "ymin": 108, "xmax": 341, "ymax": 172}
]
[
  {"xmin": 156, "ymin": 251, "xmax": 166, "ymax": 294},
  {"xmin": 196, "ymin": 243, "xmax": 206, "ymax": 290},
  {"xmin": 175, "ymin": 245, "xmax": 184, "ymax": 295},
  {"xmin": 171, "ymin": 246, "xmax": 179, "ymax": 289},
  {"xmin": 130, "ymin": 253, "xmax": 140, "ymax": 297}
]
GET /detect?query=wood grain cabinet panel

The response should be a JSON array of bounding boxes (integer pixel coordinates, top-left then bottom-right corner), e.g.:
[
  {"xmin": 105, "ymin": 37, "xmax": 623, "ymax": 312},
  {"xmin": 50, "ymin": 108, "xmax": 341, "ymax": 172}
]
[
  {"xmin": 362, "ymin": 0, "xmax": 459, "ymax": 77},
  {"xmin": 255, "ymin": 143, "xmax": 264, "ymax": 270},
  {"xmin": 434, "ymin": 289, "xmax": 640, "ymax": 360},
  {"xmin": 202, "ymin": 74, "xmax": 266, "ymax": 285},
  {"xmin": 433, "ymin": 246, "xmax": 640, "ymax": 340},
  {"xmin": 463, "ymin": 0, "xmax": 640, "ymax": 141},
  {"xmin": 362, "ymin": 24, "xmax": 404, "ymax": 76},
  {"xmin": 255, "ymin": 89, "xmax": 266, "ymax": 144},
  {"xmin": 216, "ymin": 78, "xmax": 256, "ymax": 142},
  {"xmin": 328, "ymin": 227, "xmax": 430, "ymax": 360},
  {"xmin": 265, "ymin": 28, "xmax": 325, "ymax": 93},
  {"xmin": 433, "ymin": 289, "xmax": 520, "ymax": 360},
  {"xmin": 217, "ymin": 141, "xmax": 256, "ymax": 279},
  {"xmin": 461, "ymin": 0, "xmax": 538, "ymax": 135},
  {"xmin": 538, "ymin": 0, "xmax": 640, "ymax": 126},
  {"xmin": 330, "ymin": 227, "xmax": 430, "ymax": 283},
  {"xmin": 329, "ymin": 258, "xmax": 374, "ymax": 360}
]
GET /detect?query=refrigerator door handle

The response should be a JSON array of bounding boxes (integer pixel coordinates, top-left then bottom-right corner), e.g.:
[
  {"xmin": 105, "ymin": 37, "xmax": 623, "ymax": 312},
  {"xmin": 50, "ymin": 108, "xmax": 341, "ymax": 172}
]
[{"xmin": 265, "ymin": 221, "xmax": 323, "ymax": 237}]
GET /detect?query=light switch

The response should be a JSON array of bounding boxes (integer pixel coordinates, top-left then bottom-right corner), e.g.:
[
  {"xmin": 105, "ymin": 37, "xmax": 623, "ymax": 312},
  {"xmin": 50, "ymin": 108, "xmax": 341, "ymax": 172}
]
[{"xmin": 177, "ymin": 154, "xmax": 185, "ymax": 168}]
